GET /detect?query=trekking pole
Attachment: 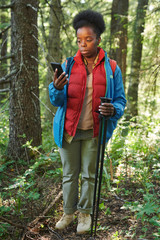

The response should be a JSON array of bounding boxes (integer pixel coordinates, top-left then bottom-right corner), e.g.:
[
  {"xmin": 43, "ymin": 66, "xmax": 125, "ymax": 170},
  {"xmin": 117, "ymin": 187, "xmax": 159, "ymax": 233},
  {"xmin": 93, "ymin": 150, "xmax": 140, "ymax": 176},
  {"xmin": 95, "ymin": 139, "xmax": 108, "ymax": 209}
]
[{"xmin": 90, "ymin": 97, "xmax": 112, "ymax": 239}]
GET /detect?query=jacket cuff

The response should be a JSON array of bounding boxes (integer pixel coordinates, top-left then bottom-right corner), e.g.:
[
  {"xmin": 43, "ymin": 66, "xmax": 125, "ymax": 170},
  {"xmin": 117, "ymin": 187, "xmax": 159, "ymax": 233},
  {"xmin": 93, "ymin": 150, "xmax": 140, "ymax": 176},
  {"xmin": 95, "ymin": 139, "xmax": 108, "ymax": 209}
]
[{"xmin": 112, "ymin": 107, "xmax": 117, "ymax": 116}]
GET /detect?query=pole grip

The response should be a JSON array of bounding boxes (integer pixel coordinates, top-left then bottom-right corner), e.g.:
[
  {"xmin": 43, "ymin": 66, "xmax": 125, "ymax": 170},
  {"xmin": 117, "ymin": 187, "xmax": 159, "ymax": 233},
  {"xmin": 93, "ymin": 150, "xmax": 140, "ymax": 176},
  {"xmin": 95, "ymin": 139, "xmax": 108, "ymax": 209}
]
[
  {"xmin": 100, "ymin": 97, "xmax": 112, "ymax": 119},
  {"xmin": 100, "ymin": 97, "xmax": 112, "ymax": 104}
]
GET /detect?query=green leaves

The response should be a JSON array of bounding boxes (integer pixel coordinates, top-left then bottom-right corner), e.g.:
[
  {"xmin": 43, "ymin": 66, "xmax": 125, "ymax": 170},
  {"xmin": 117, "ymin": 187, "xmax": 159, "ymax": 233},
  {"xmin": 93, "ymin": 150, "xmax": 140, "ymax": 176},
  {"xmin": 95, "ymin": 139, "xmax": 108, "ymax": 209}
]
[
  {"xmin": 136, "ymin": 201, "xmax": 159, "ymax": 219},
  {"xmin": 122, "ymin": 191, "xmax": 160, "ymax": 231}
]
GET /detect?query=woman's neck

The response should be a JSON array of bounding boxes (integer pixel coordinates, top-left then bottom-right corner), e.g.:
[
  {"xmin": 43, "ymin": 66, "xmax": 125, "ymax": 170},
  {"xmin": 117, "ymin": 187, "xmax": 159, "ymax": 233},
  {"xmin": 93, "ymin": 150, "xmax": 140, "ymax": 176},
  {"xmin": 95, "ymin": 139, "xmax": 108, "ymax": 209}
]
[
  {"xmin": 85, "ymin": 55, "xmax": 98, "ymax": 64},
  {"xmin": 85, "ymin": 57, "xmax": 96, "ymax": 64},
  {"xmin": 84, "ymin": 53, "xmax": 99, "ymax": 65},
  {"xmin": 83, "ymin": 52, "xmax": 99, "ymax": 75}
]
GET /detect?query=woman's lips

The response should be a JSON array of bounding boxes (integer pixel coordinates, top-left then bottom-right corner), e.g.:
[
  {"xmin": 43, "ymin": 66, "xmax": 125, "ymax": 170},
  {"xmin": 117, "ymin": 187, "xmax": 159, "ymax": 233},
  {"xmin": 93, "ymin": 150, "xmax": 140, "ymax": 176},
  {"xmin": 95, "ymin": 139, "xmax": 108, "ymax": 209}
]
[{"xmin": 81, "ymin": 50, "xmax": 89, "ymax": 54}]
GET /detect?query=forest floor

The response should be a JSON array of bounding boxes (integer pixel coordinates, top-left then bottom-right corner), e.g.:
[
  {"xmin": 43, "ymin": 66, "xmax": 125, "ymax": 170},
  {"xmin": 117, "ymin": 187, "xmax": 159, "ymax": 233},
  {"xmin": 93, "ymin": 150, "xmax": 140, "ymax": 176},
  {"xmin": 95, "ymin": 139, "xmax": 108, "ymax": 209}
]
[
  {"xmin": 1, "ymin": 153, "xmax": 159, "ymax": 240},
  {"xmin": 20, "ymin": 181, "xmax": 158, "ymax": 240}
]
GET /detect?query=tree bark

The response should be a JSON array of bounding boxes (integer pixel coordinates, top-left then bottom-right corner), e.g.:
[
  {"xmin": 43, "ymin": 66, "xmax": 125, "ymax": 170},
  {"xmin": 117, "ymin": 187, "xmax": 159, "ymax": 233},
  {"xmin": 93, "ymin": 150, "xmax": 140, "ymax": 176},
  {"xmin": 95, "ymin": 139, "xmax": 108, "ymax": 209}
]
[
  {"xmin": 7, "ymin": 0, "xmax": 42, "ymax": 160},
  {"xmin": 127, "ymin": 0, "xmax": 149, "ymax": 118},
  {"xmin": 110, "ymin": 0, "xmax": 129, "ymax": 87},
  {"xmin": 110, "ymin": 0, "xmax": 118, "ymax": 61},
  {"xmin": 0, "ymin": 0, "xmax": 9, "ymax": 103},
  {"xmin": 44, "ymin": 0, "xmax": 62, "ymax": 122}
]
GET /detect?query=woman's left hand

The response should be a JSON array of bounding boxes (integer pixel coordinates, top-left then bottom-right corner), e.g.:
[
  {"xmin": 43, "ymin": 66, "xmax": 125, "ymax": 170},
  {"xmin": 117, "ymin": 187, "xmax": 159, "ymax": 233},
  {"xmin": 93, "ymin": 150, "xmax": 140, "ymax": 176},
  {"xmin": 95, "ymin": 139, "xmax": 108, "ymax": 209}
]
[{"xmin": 99, "ymin": 103, "xmax": 115, "ymax": 116}]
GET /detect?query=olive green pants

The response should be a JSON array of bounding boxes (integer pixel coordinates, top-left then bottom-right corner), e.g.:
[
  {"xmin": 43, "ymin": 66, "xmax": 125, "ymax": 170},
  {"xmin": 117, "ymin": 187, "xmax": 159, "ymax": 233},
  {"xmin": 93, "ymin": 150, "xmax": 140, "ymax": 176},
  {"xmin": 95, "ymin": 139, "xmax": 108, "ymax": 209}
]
[{"xmin": 59, "ymin": 129, "xmax": 98, "ymax": 214}]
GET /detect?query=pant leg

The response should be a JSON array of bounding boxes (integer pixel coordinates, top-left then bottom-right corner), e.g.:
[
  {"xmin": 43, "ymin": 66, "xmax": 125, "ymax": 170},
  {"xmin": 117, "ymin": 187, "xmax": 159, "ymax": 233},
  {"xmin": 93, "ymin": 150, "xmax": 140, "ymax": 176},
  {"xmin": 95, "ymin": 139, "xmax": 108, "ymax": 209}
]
[
  {"xmin": 59, "ymin": 139, "xmax": 81, "ymax": 214},
  {"xmin": 77, "ymin": 137, "xmax": 98, "ymax": 214}
]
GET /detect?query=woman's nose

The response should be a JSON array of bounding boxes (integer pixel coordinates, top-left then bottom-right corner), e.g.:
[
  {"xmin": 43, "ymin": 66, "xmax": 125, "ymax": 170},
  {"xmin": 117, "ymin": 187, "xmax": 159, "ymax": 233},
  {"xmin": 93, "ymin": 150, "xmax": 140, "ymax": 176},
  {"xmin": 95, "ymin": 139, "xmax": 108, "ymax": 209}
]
[{"xmin": 81, "ymin": 40, "xmax": 87, "ymax": 46}]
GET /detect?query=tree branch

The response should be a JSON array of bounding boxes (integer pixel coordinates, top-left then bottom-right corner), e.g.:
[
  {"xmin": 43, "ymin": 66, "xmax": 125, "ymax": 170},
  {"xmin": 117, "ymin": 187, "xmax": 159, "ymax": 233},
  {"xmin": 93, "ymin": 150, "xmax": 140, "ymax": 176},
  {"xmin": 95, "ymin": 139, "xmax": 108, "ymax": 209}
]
[
  {"xmin": 0, "ymin": 3, "xmax": 14, "ymax": 9},
  {"xmin": 0, "ymin": 25, "xmax": 11, "ymax": 38},
  {"xmin": 26, "ymin": 4, "xmax": 38, "ymax": 12},
  {"xmin": 0, "ymin": 216, "xmax": 25, "ymax": 229},
  {"xmin": 0, "ymin": 80, "xmax": 10, "ymax": 85},
  {"xmin": 28, "ymin": 190, "xmax": 62, "ymax": 227},
  {"xmin": 0, "ymin": 54, "xmax": 15, "ymax": 61},
  {"xmin": 0, "ymin": 88, "xmax": 10, "ymax": 92},
  {"xmin": 0, "ymin": 70, "xmax": 17, "ymax": 84},
  {"xmin": 32, "ymin": 92, "xmax": 55, "ymax": 116}
]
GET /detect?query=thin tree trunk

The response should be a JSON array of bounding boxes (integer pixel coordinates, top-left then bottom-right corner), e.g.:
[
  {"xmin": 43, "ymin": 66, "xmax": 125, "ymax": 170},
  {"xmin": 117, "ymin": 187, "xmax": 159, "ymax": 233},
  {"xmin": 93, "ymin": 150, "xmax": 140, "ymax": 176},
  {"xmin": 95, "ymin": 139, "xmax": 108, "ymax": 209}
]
[
  {"xmin": 127, "ymin": 0, "xmax": 149, "ymax": 119},
  {"xmin": 110, "ymin": 0, "xmax": 129, "ymax": 87},
  {"xmin": 7, "ymin": 0, "xmax": 42, "ymax": 160},
  {"xmin": 44, "ymin": 0, "xmax": 62, "ymax": 122},
  {"xmin": 0, "ymin": 0, "xmax": 9, "ymax": 102},
  {"xmin": 110, "ymin": 0, "xmax": 118, "ymax": 61}
]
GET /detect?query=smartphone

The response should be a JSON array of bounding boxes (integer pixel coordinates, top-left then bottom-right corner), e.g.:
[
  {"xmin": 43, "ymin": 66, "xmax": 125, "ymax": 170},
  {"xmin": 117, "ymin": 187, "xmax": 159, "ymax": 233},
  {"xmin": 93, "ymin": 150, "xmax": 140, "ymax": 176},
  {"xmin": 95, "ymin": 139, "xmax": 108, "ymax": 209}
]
[{"xmin": 50, "ymin": 62, "xmax": 64, "ymax": 78}]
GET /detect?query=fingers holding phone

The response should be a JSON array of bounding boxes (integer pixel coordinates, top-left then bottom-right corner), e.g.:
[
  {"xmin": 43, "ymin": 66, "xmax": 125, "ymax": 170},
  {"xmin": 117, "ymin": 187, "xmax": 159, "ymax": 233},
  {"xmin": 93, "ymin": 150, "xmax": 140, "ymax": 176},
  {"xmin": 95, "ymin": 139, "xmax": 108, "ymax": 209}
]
[
  {"xmin": 51, "ymin": 62, "xmax": 68, "ymax": 90},
  {"xmin": 54, "ymin": 69, "xmax": 68, "ymax": 90}
]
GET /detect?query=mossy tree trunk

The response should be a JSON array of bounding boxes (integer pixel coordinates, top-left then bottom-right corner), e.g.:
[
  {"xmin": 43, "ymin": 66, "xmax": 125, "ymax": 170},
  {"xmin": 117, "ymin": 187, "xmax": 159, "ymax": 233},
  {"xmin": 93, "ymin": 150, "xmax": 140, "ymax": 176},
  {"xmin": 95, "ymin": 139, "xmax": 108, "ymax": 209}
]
[{"xmin": 7, "ymin": 0, "xmax": 42, "ymax": 160}]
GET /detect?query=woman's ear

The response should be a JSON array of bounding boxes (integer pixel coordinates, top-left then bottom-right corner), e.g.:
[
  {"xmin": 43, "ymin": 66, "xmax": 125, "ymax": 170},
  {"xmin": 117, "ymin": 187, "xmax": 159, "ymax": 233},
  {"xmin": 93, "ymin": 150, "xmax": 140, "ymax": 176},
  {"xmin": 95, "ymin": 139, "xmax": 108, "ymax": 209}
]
[{"xmin": 97, "ymin": 37, "xmax": 101, "ymax": 45}]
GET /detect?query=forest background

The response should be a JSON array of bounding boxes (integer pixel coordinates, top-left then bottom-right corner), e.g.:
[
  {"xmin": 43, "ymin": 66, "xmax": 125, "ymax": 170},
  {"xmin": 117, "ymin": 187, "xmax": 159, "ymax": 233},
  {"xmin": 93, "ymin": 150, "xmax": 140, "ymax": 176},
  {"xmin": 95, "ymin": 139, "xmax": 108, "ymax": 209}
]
[{"xmin": 0, "ymin": 0, "xmax": 160, "ymax": 239}]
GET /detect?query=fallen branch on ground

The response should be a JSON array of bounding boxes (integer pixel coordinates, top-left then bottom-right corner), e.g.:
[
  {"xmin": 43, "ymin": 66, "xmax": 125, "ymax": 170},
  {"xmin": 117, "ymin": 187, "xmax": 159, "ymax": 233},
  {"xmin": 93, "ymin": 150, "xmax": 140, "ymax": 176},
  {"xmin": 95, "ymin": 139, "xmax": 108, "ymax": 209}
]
[
  {"xmin": 0, "ymin": 216, "xmax": 25, "ymax": 229},
  {"xmin": 28, "ymin": 190, "xmax": 63, "ymax": 227}
]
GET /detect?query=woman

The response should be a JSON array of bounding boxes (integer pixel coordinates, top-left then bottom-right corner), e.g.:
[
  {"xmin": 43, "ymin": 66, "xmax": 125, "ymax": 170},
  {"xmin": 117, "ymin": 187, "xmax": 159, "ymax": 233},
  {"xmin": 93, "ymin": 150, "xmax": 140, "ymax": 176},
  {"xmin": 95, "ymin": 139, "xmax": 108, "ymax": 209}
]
[{"xmin": 49, "ymin": 9, "xmax": 126, "ymax": 234}]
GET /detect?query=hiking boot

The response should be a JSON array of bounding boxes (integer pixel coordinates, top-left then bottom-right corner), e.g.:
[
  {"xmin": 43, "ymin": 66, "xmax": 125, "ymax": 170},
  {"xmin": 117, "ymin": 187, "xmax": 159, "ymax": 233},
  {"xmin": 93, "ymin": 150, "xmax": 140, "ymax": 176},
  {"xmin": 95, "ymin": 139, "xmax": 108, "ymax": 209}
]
[
  {"xmin": 77, "ymin": 212, "xmax": 91, "ymax": 234},
  {"xmin": 55, "ymin": 213, "xmax": 74, "ymax": 230}
]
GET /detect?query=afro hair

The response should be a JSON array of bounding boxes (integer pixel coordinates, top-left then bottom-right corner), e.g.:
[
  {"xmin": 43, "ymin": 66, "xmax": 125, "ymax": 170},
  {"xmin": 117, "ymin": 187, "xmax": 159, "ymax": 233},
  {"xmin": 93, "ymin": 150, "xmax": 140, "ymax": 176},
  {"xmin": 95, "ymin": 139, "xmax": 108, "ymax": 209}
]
[{"xmin": 73, "ymin": 9, "xmax": 105, "ymax": 37}]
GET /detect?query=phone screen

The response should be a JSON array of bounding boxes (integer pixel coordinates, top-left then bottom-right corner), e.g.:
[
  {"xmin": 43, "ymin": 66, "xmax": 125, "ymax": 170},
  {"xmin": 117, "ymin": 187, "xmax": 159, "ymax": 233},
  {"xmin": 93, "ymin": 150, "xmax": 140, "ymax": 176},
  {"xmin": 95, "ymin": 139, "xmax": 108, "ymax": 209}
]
[{"xmin": 50, "ymin": 62, "xmax": 64, "ymax": 78}]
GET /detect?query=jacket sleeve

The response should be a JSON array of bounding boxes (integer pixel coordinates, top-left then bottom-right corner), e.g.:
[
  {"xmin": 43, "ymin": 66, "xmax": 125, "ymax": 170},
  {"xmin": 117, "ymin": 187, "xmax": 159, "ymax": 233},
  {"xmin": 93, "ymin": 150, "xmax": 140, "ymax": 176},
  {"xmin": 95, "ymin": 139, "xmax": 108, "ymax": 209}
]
[
  {"xmin": 48, "ymin": 82, "xmax": 65, "ymax": 107},
  {"xmin": 111, "ymin": 65, "xmax": 127, "ymax": 121}
]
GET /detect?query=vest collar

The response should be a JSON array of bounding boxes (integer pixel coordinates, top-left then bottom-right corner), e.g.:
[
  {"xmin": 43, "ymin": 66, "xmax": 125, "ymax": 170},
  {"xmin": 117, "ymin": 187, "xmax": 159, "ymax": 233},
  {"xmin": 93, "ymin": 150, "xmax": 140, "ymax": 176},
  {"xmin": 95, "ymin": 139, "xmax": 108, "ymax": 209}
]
[{"xmin": 74, "ymin": 47, "xmax": 105, "ymax": 65}]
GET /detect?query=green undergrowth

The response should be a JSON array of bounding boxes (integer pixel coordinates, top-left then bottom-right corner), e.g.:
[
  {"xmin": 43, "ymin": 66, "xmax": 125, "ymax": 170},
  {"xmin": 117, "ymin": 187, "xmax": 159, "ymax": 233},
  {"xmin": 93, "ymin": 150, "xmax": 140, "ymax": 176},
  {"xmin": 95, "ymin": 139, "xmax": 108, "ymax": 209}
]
[
  {"xmin": 101, "ymin": 113, "xmax": 160, "ymax": 239},
  {"xmin": 0, "ymin": 105, "xmax": 160, "ymax": 239}
]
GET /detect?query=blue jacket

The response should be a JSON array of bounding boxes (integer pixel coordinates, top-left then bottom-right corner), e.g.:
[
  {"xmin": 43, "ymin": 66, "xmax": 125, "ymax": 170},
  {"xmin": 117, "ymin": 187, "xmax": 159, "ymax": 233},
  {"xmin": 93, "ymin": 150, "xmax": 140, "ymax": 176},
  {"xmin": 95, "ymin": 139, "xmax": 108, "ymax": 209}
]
[{"xmin": 49, "ymin": 51, "xmax": 126, "ymax": 148}]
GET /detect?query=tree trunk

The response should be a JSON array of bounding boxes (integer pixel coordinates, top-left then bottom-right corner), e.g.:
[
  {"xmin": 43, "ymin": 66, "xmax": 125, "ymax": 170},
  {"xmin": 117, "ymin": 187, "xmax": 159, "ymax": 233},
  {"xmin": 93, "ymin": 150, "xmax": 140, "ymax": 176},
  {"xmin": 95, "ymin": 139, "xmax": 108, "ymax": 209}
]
[
  {"xmin": 127, "ymin": 0, "xmax": 149, "ymax": 118},
  {"xmin": 0, "ymin": 0, "xmax": 9, "ymax": 102},
  {"xmin": 110, "ymin": 0, "xmax": 118, "ymax": 61},
  {"xmin": 7, "ymin": 0, "xmax": 42, "ymax": 160},
  {"xmin": 110, "ymin": 0, "xmax": 129, "ymax": 87},
  {"xmin": 45, "ymin": 0, "xmax": 62, "ymax": 122}
]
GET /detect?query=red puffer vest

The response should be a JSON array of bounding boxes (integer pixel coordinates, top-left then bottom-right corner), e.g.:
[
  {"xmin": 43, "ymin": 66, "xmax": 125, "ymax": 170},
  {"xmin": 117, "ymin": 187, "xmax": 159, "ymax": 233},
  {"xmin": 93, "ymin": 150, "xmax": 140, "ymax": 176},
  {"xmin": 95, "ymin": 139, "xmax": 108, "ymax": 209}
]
[{"xmin": 64, "ymin": 48, "xmax": 107, "ymax": 138}]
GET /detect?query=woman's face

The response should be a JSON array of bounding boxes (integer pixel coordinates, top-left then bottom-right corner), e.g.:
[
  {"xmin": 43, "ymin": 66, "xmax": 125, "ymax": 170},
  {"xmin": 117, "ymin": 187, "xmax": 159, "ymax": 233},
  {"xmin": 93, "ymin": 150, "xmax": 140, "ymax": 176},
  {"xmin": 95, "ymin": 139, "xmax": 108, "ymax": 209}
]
[{"xmin": 76, "ymin": 26, "xmax": 100, "ymax": 60}]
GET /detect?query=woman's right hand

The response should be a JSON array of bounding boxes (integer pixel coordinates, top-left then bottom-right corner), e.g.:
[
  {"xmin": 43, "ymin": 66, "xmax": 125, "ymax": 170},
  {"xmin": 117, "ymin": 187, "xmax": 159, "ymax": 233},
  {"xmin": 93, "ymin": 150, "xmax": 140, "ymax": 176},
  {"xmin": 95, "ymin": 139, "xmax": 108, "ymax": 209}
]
[{"xmin": 53, "ymin": 69, "xmax": 68, "ymax": 90}]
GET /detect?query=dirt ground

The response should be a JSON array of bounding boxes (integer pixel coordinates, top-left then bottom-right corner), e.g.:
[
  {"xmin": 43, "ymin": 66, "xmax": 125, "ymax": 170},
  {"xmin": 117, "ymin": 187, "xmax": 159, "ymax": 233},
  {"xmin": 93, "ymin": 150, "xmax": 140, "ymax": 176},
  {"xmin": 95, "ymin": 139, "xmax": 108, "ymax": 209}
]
[{"xmin": 23, "ymin": 190, "xmax": 156, "ymax": 240}]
